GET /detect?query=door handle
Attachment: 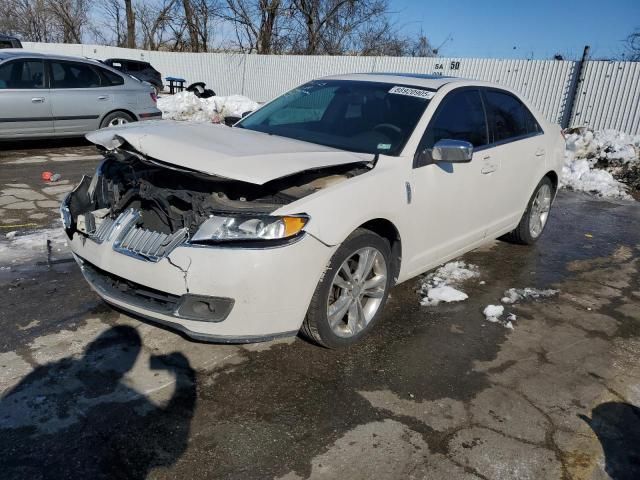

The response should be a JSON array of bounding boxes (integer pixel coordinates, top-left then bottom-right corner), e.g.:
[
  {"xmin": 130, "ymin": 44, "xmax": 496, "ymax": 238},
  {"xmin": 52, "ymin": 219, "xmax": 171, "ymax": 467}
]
[
  {"xmin": 31, "ymin": 97, "xmax": 45, "ymax": 103},
  {"xmin": 535, "ymin": 148, "xmax": 545, "ymax": 157},
  {"xmin": 481, "ymin": 156, "xmax": 497, "ymax": 174},
  {"xmin": 97, "ymin": 95, "xmax": 109, "ymax": 100}
]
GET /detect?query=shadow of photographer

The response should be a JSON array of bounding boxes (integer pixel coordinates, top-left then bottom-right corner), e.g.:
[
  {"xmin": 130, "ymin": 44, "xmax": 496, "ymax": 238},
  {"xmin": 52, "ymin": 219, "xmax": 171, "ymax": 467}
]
[{"xmin": 0, "ymin": 325, "xmax": 196, "ymax": 479}]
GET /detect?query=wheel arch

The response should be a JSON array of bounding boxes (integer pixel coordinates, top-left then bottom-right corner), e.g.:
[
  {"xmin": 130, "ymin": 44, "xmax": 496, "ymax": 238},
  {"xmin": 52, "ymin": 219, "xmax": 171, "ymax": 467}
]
[
  {"xmin": 357, "ymin": 218, "xmax": 402, "ymax": 284},
  {"xmin": 99, "ymin": 108, "xmax": 139, "ymax": 127},
  {"xmin": 544, "ymin": 170, "xmax": 559, "ymax": 194}
]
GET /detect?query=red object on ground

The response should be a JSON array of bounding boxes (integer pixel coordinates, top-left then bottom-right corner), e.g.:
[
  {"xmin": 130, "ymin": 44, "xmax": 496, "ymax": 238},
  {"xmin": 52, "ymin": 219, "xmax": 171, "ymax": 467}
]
[{"xmin": 41, "ymin": 171, "xmax": 53, "ymax": 181}]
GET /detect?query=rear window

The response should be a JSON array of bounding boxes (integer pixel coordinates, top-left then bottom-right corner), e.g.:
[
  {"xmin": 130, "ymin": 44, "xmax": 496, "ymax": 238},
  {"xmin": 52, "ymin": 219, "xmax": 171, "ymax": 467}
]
[
  {"xmin": 484, "ymin": 90, "xmax": 541, "ymax": 143},
  {"xmin": 97, "ymin": 67, "xmax": 124, "ymax": 86},
  {"xmin": 0, "ymin": 40, "xmax": 13, "ymax": 49}
]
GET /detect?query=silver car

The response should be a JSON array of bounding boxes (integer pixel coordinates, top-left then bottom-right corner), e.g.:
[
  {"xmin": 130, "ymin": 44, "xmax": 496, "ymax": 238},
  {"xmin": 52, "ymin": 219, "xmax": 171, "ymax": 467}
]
[{"xmin": 0, "ymin": 50, "xmax": 162, "ymax": 140}]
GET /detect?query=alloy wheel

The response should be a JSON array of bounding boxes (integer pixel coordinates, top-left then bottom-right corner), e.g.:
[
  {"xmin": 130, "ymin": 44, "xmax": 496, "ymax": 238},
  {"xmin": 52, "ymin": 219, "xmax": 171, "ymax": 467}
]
[
  {"xmin": 326, "ymin": 247, "xmax": 388, "ymax": 338},
  {"xmin": 529, "ymin": 184, "xmax": 552, "ymax": 238}
]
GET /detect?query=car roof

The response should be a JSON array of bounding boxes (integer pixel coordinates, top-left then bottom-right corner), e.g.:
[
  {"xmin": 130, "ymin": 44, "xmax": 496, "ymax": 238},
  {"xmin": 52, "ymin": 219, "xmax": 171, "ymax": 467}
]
[
  {"xmin": 105, "ymin": 58, "xmax": 149, "ymax": 64},
  {"xmin": 0, "ymin": 49, "xmax": 105, "ymax": 65},
  {"xmin": 320, "ymin": 72, "xmax": 465, "ymax": 89},
  {"xmin": 0, "ymin": 34, "xmax": 19, "ymax": 40}
]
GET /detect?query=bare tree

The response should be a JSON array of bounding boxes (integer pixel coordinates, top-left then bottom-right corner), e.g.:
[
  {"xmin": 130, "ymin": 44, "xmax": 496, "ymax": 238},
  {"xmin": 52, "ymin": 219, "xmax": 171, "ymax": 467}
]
[
  {"xmin": 125, "ymin": 0, "xmax": 136, "ymax": 47},
  {"xmin": 136, "ymin": 0, "xmax": 178, "ymax": 50},
  {"xmin": 47, "ymin": 0, "xmax": 90, "ymax": 43},
  {"xmin": 218, "ymin": 0, "xmax": 284, "ymax": 53},
  {"xmin": 101, "ymin": 0, "xmax": 127, "ymax": 46},
  {"xmin": 625, "ymin": 29, "xmax": 640, "ymax": 61},
  {"xmin": 1, "ymin": 0, "xmax": 59, "ymax": 42}
]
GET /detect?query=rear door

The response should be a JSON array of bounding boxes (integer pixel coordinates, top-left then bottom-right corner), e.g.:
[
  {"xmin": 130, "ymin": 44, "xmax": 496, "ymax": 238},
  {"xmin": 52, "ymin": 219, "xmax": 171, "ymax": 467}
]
[
  {"xmin": 48, "ymin": 60, "xmax": 113, "ymax": 135},
  {"xmin": 0, "ymin": 58, "xmax": 53, "ymax": 138},
  {"xmin": 408, "ymin": 88, "xmax": 497, "ymax": 270},
  {"xmin": 480, "ymin": 88, "xmax": 546, "ymax": 235}
]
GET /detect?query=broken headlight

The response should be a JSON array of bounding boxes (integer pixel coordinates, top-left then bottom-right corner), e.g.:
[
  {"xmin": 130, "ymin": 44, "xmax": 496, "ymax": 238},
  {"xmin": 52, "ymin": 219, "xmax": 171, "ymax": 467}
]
[{"xmin": 190, "ymin": 214, "xmax": 309, "ymax": 243}]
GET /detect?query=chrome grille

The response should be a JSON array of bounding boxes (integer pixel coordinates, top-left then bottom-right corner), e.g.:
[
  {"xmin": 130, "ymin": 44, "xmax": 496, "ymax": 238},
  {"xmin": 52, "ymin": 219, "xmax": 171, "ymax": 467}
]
[
  {"xmin": 88, "ymin": 208, "xmax": 187, "ymax": 262},
  {"xmin": 116, "ymin": 226, "xmax": 188, "ymax": 261}
]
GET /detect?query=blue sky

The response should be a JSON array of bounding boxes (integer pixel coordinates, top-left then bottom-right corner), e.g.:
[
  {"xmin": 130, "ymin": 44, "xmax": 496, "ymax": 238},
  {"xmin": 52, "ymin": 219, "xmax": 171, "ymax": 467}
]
[{"xmin": 391, "ymin": 0, "xmax": 639, "ymax": 59}]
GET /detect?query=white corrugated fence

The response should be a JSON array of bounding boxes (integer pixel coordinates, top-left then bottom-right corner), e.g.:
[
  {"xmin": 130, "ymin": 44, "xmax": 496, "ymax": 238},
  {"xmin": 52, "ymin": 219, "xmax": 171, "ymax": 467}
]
[{"xmin": 21, "ymin": 42, "xmax": 640, "ymax": 134}]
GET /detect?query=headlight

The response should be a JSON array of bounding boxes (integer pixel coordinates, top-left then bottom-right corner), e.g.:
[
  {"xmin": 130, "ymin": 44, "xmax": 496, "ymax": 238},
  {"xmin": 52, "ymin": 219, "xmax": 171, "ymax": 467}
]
[{"xmin": 190, "ymin": 214, "xmax": 309, "ymax": 243}]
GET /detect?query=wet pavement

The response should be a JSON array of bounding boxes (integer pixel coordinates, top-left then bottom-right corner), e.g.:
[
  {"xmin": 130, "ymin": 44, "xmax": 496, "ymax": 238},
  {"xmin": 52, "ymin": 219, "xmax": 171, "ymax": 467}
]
[{"xmin": 0, "ymin": 145, "xmax": 638, "ymax": 479}]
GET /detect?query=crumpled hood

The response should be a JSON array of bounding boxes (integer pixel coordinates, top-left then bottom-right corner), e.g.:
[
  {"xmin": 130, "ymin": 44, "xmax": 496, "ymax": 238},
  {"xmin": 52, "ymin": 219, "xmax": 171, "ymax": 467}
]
[{"xmin": 86, "ymin": 120, "xmax": 372, "ymax": 184}]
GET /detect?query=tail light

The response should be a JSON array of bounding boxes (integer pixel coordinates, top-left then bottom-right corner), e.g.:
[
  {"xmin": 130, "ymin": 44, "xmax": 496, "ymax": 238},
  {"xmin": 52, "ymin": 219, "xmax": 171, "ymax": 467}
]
[{"xmin": 150, "ymin": 92, "xmax": 157, "ymax": 104}]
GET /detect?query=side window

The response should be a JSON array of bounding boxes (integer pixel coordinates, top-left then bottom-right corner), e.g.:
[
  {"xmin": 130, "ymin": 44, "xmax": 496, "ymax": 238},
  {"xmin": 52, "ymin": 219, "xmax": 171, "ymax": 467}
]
[
  {"xmin": 484, "ymin": 90, "xmax": 540, "ymax": 142},
  {"xmin": 421, "ymin": 89, "xmax": 488, "ymax": 149},
  {"xmin": 50, "ymin": 61, "xmax": 102, "ymax": 89},
  {"xmin": 97, "ymin": 67, "xmax": 124, "ymax": 86},
  {"xmin": 0, "ymin": 60, "xmax": 45, "ymax": 89}
]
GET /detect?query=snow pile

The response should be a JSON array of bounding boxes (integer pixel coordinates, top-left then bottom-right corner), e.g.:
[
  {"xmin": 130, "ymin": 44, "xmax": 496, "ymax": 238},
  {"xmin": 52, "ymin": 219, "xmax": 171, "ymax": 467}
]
[
  {"xmin": 501, "ymin": 287, "xmax": 559, "ymax": 304},
  {"xmin": 158, "ymin": 91, "xmax": 259, "ymax": 123},
  {"xmin": 419, "ymin": 261, "xmax": 480, "ymax": 306},
  {"xmin": 483, "ymin": 305, "xmax": 515, "ymax": 330},
  {"xmin": 562, "ymin": 129, "xmax": 639, "ymax": 199},
  {"xmin": 0, "ymin": 226, "xmax": 69, "ymax": 265}
]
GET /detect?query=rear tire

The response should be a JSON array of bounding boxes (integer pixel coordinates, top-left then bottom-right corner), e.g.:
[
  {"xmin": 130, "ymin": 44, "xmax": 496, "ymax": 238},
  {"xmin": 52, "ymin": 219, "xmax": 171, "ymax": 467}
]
[
  {"xmin": 301, "ymin": 229, "xmax": 393, "ymax": 348},
  {"xmin": 100, "ymin": 111, "xmax": 135, "ymax": 129},
  {"xmin": 503, "ymin": 177, "xmax": 554, "ymax": 245}
]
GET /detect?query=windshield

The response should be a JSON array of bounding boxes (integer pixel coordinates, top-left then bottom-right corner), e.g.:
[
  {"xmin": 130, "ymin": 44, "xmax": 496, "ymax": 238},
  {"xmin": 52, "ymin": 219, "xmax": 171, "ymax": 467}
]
[{"xmin": 236, "ymin": 80, "xmax": 433, "ymax": 156}]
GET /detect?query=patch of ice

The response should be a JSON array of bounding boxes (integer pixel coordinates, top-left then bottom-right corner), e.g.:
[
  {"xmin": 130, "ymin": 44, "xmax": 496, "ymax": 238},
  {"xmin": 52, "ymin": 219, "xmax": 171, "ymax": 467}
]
[
  {"xmin": 561, "ymin": 128, "xmax": 638, "ymax": 199},
  {"xmin": 419, "ymin": 261, "xmax": 480, "ymax": 306},
  {"xmin": 501, "ymin": 287, "xmax": 559, "ymax": 304},
  {"xmin": 157, "ymin": 91, "xmax": 259, "ymax": 123},
  {"xmin": 0, "ymin": 224, "xmax": 69, "ymax": 265}
]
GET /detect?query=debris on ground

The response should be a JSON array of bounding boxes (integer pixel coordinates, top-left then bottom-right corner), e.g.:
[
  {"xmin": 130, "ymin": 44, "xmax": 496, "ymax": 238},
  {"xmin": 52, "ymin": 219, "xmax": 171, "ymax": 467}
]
[
  {"xmin": 483, "ymin": 304, "xmax": 504, "ymax": 322},
  {"xmin": 501, "ymin": 287, "xmax": 559, "ymax": 304},
  {"xmin": 561, "ymin": 128, "xmax": 639, "ymax": 199},
  {"xmin": 419, "ymin": 261, "xmax": 480, "ymax": 306},
  {"xmin": 158, "ymin": 91, "xmax": 259, "ymax": 123}
]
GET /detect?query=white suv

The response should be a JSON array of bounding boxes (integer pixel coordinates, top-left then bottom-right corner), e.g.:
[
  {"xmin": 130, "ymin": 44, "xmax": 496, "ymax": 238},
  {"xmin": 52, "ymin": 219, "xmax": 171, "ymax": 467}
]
[{"xmin": 62, "ymin": 73, "xmax": 565, "ymax": 348}]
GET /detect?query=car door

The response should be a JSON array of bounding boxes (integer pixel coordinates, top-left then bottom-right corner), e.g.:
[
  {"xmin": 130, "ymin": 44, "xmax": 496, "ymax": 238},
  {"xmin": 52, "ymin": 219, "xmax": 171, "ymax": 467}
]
[
  {"xmin": 0, "ymin": 58, "xmax": 53, "ymax": 138},
  {"xmin": 49, "ymin": 60, "xmax": 113, "ymax": 135},
  {"xmin": 480, "ymin": 88, "xmax": 547, "ymax": 235},
  {"xmin": 407, "ymin": 88, "xmax": 498, "ymax": 272}
]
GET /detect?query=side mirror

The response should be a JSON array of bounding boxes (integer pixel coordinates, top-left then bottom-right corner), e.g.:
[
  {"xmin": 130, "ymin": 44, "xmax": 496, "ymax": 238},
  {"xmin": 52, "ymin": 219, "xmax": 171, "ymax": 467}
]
[
  {"xmin": 241, "ymin": 111, "xmax": 252, "ymax": 118},
  {"xmin": 432, "ymin": 139, "xmax": 474, "ymax": 163}
]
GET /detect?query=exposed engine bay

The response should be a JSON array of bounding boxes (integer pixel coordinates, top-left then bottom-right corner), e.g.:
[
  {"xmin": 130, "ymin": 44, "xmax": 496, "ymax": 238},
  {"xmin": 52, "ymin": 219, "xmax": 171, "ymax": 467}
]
[{"xmin": 65, "ymin": 150, "xmax": 370, "ymax": 240}]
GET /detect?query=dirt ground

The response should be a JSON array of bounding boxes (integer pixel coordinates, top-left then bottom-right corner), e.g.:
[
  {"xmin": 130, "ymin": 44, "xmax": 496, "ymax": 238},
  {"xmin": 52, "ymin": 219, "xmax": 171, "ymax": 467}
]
[{"xmin": 0, "ymin": 142, "xmax": 638, "ymax": 480}]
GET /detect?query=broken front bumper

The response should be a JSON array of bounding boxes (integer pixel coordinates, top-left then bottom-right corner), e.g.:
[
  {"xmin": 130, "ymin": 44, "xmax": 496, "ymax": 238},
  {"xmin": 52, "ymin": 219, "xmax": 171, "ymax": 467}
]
[{"xmin": 62, "ymin": 196, "xmax": 336, "ymax": 342}]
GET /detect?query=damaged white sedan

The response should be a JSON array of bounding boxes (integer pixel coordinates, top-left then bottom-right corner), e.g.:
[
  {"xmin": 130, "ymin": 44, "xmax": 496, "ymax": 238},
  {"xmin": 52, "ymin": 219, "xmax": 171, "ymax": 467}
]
[{"xmin": 62, "ymin": 73, "xmax": 565, "ymax": 348}]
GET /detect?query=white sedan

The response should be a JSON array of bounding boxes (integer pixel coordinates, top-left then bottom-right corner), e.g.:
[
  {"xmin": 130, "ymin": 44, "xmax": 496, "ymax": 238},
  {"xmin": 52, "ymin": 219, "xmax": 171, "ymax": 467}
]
[{"xmin": 62, "ymin": 73, "xmax": 564, "ymax": 348}]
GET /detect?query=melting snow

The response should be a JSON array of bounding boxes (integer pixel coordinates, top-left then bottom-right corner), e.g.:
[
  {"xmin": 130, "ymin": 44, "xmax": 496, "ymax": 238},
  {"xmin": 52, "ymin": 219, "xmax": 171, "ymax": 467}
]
[
  {"xmin": 0, "ymin": 225, "xmax": 69, "ymax": 265},
  {"xmin": 501, "ymin": 287, "xmax": 559, "ymax": 304},
  {"xmin": 561, "ymin": 129, "xmax": 638, "ymax": 199},
  {"xmin": 483, "ymin": 304, "xmax": 504, "ymax": 322},
  {"xmin": 158, "ymin": 92, "xmax": 259, "ymax": 123},
  {"xmin": 419, "ymin": 261, "xmax": 480, "ymax": 306}
]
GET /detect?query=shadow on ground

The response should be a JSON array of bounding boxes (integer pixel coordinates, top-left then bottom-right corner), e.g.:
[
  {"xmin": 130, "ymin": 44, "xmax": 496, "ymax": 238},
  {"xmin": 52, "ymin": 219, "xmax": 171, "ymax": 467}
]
[
  {"xmin": 0, "ymin": 326, "xmax": 196, "ymax": 479},
  {"xmin": 0, "ymin": 137, "xmax": 91, "ymax": 153},
  {"xmin": 581, "ymin": 402, "xmax": 640, "ymax": 480}
]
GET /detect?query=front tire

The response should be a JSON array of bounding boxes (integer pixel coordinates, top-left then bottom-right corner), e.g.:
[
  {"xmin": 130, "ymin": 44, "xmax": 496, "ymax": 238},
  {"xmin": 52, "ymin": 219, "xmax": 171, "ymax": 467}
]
[
  {"xmin": 301, "ymin": 229, "xmax": 393, "ymax": 348},
  {"xmin": 503, "ymin": 177, "xmax": 554, "ymax": 245}
]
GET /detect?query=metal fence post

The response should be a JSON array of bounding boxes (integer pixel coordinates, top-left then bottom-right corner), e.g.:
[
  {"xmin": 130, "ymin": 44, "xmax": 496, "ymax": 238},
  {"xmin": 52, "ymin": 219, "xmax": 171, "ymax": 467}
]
[{"xmin": 562, "ymin": 45, "xmax": 590, "ymax": 129}]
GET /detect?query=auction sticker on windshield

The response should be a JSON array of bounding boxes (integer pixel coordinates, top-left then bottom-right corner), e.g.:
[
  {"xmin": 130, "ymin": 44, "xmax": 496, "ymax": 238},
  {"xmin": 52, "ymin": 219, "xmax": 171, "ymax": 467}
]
[{"xmin": 389, "ymin": 86, "xmax": 435, "ymax": 100}]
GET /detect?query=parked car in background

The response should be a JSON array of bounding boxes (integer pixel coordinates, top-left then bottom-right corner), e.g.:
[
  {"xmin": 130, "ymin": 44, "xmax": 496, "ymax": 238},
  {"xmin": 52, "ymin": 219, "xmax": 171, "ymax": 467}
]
[
  {"xmin": 0, "ymin": 34, "xmax": 22, "ymax": 49},
  {"xmin": 103, "ymin": 58, "xmax": 163, "ymax": 94},
  {"xmin": 0, "ymin": 50, "xmax": 162, "ymax": 140},
  {"xmin": 62, "ymin": 73, "xmax": 565, "ymax": 348}
]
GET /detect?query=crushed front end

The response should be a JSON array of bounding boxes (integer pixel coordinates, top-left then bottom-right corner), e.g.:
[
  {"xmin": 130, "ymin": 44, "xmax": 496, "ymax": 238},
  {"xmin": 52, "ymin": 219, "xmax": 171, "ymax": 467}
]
[{"xmin": 61, "ymin": 150, "xmax": 364, "ymax": 341}]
